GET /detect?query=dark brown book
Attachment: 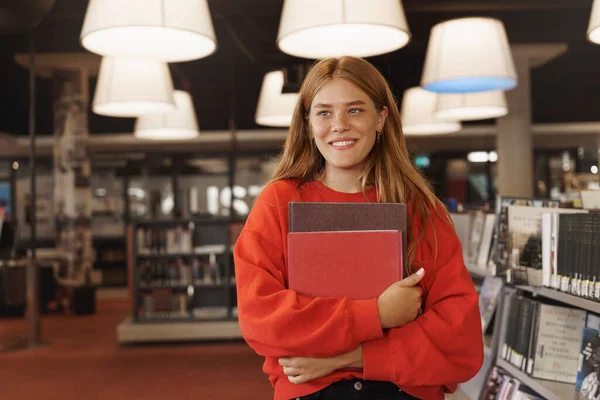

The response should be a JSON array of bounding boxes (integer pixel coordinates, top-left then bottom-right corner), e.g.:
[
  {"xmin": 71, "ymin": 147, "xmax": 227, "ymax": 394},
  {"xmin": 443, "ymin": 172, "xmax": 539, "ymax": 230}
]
[{"xmin": 288, "ymin": 202, "xmax": 407, "ymax": 274}]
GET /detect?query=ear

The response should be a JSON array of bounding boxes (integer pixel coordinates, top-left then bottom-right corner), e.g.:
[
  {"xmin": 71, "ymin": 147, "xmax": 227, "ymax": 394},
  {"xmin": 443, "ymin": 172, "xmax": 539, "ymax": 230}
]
[{"xmin": 377, "ymin": 106, "xmax": 388, "ymax": 131}]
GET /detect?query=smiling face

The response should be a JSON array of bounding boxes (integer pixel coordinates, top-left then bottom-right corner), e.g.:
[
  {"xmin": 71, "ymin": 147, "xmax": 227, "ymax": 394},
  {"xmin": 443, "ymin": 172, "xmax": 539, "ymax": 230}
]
[{"xmin": 309, "ymin": 78, "xmax": 388, "ymax": 176}]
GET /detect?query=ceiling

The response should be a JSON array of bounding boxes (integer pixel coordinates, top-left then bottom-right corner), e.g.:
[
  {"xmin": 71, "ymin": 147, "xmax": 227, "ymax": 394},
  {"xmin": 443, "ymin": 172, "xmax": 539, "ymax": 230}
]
[{"xmin": 1, "ymin": 0, "xmax": 599, "ymax": 137}]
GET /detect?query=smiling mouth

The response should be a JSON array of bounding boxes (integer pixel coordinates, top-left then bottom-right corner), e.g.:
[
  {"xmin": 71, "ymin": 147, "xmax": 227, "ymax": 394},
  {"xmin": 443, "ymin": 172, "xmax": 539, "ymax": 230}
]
[{"xmin": 329, "ymin": 139, "xmax": 357, "ymax": 147}]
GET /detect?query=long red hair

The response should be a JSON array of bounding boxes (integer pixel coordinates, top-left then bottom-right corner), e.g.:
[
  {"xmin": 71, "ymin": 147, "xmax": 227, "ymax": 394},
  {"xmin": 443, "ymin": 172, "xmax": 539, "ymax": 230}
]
[{"xmin": 269, "ymin": 56, "xmax": 447, "ymax": 272}]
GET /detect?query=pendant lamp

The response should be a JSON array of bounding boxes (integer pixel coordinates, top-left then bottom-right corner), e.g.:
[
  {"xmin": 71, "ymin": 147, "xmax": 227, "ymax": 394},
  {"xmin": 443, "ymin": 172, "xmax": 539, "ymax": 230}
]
[
  {"xmin": 255, "ymin": 71, "xmax": 299, "ymax": 127},
  {"xmin": 277, "ymin": 0, "xmax": 411, "ymax": 59},
  {"xmin": 421, "ymin": 17, "xmax": 517, "ymax": 93},
  {"xmin": 588, "ymin": 0, "xmax": 600, "ymax": 44},
  {"xmin": 434, "ymin": 91, "xmax": 508, "ymax": 121},
  {"xmin": 400, "ymin": 87, "xmax": 462, "ymax": 135},
  {"xmin": 80, "ymin": 0, "xmax": 217, "ymax": 62},
  {"xmin": 93, "ymin": 57, "xmax": 176, "ymax": 117},
  {"xmin": 134, "ymin": 90, "xmax": 199, "ymax": 140}
]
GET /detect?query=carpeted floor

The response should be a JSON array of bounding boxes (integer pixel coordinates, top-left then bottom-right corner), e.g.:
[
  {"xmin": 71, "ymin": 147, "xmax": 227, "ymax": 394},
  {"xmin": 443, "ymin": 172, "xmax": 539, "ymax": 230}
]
[
  {"xmin": 0, "ymin": 295, "xmax": 273, "ymax": 400},
  {"xmin": 0, "ymin": 290, "xmax": 469, "ymax": 400}
]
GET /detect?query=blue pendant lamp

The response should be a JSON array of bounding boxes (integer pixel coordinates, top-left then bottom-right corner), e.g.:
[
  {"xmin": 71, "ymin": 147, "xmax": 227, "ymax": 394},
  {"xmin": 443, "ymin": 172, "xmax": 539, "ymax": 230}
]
[{"xmin": 421, "ymin": 17, "xmax": 517, "ymax": 93}]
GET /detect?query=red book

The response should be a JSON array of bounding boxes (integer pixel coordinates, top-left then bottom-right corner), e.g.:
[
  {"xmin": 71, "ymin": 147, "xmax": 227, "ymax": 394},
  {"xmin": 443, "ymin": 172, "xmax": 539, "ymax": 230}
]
[{"xmin": 287, "ymin": 230, "xmax": 402, "ymax": 300}]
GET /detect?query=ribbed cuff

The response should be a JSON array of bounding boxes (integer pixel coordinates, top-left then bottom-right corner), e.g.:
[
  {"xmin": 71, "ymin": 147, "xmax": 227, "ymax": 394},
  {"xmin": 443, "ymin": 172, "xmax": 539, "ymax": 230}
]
[
  {"xmin": 362, "ymin": 336, "xmax": 393, "ymax": 381},
  {"xmin": 348, "ymin": 298, "xmax": 383, "ymax": 343}
]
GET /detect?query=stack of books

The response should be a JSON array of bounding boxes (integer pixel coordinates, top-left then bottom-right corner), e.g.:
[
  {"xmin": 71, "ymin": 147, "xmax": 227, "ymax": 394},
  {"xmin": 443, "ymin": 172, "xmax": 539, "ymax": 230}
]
[{"xmin": 287, "ymin": 202, "xmax": 406, "ymax": 299}]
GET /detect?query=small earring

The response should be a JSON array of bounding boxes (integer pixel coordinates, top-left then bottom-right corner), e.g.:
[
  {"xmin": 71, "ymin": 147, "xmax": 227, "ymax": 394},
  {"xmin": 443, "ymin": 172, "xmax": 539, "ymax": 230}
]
[{"xmin": 376, "ymin": 130, "xmax": 382, "ymax": 143}]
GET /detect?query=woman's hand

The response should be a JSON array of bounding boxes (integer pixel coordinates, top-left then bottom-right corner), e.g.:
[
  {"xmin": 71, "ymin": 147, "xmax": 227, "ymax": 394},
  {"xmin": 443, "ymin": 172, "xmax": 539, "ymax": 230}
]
[
  {"xmin": 279, "ymin": 346, "xmax": 363, "ymax": 384},
  {"xmin": 377, "ymin": 268, "xmax": 425, "ymax": 329}
]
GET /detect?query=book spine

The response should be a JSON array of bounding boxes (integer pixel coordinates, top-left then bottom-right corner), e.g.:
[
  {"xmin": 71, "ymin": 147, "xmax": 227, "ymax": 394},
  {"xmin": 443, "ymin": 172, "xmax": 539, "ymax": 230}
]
[
  {"xmin": 510, "ymin": 296, "xmax": 524, "ymax": 367},
  {"xmin": 542, "ymin": 213, "xmax": 552, "ymax": 288},
  {"xmin": 501, "ymin": 292, "xmax": 514, "ymax": 361},
  {"xmin": 558, "ymin": 214, "xmax": 567, "ymax": 292},
  {"xmin": 551, "ymin": 213, "xmax": 560, "ymax": 290},
  {"xmin": 593, "ymin": 215, "xmax": 600, "ymax": 301},
  {"xmin": 526, "ymin": 301, "xmax": 540, "ymax": 375}
]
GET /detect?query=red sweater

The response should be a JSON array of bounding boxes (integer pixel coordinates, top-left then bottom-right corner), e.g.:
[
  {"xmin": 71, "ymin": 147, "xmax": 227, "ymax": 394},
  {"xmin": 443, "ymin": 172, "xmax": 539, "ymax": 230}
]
[{"xmin": 234, "ymin": 179, "xmax": 483, "ymax": 400}]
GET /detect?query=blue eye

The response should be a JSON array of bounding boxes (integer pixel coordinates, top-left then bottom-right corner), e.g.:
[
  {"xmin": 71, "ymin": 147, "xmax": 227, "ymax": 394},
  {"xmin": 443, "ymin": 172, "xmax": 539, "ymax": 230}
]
[
  {"xmin": 317, "ymin": 111, "xmax": 330, "ymax": 117},
  {"xmin": 349, "ymin": 108, "xmax": 363, "ymax": 114}
]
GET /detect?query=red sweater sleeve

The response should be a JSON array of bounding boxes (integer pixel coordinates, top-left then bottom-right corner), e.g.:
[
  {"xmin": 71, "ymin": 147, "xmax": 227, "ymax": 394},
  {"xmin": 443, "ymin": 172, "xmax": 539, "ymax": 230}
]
[
  {"xmin": 234, "ymin": 186, "xmax": 383, "ymax": 359},
  {"xmin": 361, "ymin": 209, "xmax": 483, "ymax": 390}
]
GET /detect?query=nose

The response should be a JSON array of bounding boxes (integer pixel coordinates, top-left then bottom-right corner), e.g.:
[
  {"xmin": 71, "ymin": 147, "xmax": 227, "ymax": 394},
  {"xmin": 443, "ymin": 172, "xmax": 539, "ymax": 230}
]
[{"xmin": 331, "ymin": 112, "xmax": 349, "ymax": 133}]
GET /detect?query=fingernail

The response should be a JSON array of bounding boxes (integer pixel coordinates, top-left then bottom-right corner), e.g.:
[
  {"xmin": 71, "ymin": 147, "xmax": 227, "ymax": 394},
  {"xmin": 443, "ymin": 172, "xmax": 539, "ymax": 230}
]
[{"xmin": 416, "ymin": 268, "xmax": 424, "ymax": 276}]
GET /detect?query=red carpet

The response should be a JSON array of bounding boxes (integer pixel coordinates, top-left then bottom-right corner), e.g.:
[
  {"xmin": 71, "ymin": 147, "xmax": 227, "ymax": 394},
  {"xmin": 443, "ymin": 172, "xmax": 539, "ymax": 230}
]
[{"xmin": 0, "ymin": 298, "xmax": 273, "ymax": 400}]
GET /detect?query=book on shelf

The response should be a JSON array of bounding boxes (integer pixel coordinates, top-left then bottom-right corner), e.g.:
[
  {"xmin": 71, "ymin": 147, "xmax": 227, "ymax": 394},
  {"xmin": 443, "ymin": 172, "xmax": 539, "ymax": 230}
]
[
  {"xmin": 451, "ymin": 211, "xmax": 496, "ymax": 275},
  {"xmin": 494, "ymin": 196, "xmax": 560, "ymax": 281},
  {"xmin": 581, "ymin": 190, "xmax": 600, "ymax": 210},
  {"xmin": 450, "ymin": 212, "xmax": 472, "ymax": 261},
  {"xmin": 468, "ymin": 211, "xmax": 486, "ymax": 264},
  {"xmin": 136, "ymin": 225, "xmax": 193, "ymax": 255},
  {"xmin": 476, "ymin": 213, "xmax": 497, "ymax": 270},
  {"xmin": 287, "ymin": 230, "xmax": 402, "ymax": 299},
  {"xmin": 139, "ymin": 289, "xmax": 191, "ymax": 320},
  {"xmin": 501, "ymin": 291, "xmax": 587, "ymax": 384},
  {"xmin": 191, "ymin": 306, "xmax": 228, "ymax": 319},
  {"xmin": 138, "ymin": 257, "xmax": 225, "ymax": 288},
  {"xmin": 479, "ymin": 276, "xmax": 504, "ymax": 334},
  {"xmin": 542, "ymin": 212, "xmax": 600, "ymax": 301},
  {"xmin": 576, "ymin": 312, "xmax": 600, "ymax": 400},
  {"xmin": 480, "ymin": 365, "xmax": 544, "ymax": 400},
  {"xmin": 133, "ymin": 220, "xmax": 235, "ymax": 323}
]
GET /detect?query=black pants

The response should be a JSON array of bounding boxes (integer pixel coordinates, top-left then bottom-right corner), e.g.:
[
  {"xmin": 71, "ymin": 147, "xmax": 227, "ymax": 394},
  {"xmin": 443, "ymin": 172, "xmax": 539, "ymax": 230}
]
[{"xmin": 294, "ymin": 379, "xmax": 420, "ymax": 400}]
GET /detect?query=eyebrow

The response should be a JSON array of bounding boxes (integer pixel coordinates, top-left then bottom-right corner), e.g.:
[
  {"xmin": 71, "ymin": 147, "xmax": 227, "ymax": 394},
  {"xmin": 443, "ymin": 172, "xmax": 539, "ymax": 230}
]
[{"xmin": 313, "ymin": 100, "xmax": 367, "ymax": 109}]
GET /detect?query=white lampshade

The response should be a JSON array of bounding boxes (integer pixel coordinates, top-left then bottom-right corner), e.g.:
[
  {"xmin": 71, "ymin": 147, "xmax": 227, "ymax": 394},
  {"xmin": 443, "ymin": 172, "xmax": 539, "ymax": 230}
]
[
  {"xmin": 255, "ymin": 71, "xmax": 299, "ymax": 127},
  {"xmin": 434, "ymin": 91, "xmax": 508, "ymax": 121},
  {"xmin": 134, "ymin": 90, "xmax": 199, "ymax": 140},
  {"xmin": 93, "ymin": 57, "xmax": 176, "ymax": 117},
  {"xmin": 588, "ymin": 0, "xmax": 600, "ymax": 44},
  {"xmin": 400, "ymin": 87, "xmax": 462, "ymax": 135},
  {"xmin": 80, "ymin": 0, "xmax": 217, "ymax": 62},
  {"xmin": 277, "ymin": 0, "xmax": 411, "ymax": 59},
  {"xmin": 421, "ymin": 17, "xmax": 517, "ymax": 93}
]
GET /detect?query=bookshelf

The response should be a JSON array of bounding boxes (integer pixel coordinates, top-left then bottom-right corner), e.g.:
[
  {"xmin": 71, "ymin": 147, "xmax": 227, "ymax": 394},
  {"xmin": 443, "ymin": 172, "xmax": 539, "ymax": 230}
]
[
  {"xmin": 493, "ymin": 285, "xmax": 580, "ymax": 400},
  {"xmin": 516, "ymin": 285, "xmax": 600, "ymax": 314},
  {"xmin": 462, "ymin": 268, "xmax": 590, "ymax": 400},
  {"xmin": 458, "ymin": 271, "xmax": 505, "ymax": 400},
  {"xmin": 496, "ymin": 358, "xmax": 575, "ymax": 400},
  {"xmin": 461, "ymin": 264, "xmax": 600, "ymax": 400},
  {"xmin": 465, "ymin": 262, "xmax": 492, "ymax": 279},
  {"xmin": 457, "ymin": 203, "xmax": 600, "ymax": 399},
  {"xmin": 116, "ymin": 218, "xmax": 244, "ymax": 344}
]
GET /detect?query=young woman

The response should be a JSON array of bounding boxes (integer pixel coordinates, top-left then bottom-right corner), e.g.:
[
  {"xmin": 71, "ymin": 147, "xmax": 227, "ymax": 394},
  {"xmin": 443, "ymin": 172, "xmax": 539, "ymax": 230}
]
[{"xmin": 234, "ymin": 56, "xmax": 483, "ymax": 400}]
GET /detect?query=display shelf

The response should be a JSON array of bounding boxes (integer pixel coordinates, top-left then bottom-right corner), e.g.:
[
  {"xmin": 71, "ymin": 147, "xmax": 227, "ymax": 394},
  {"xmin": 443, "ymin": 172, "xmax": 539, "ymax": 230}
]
[
  {"xmin": 133, "ymin": 217, "xmax": 244, "ymax": 227},
  {"xmin": 117, "ymin": 317, "xmax": 242, "ymax": 344},
  {"xmin": 135, "ymin": 317, "xmax": 237, "ymax": 323},
  {"xmin": 137, "ymin": 252, "xmax": 225, "ymax": 260},
  {"xmin": 496, "ymin": 359, "xmax": 575, "ymax": 400},
  {"xmin": 138, "ymin": 283, "xmax": 233, "ymax": 291},
  {"xmin": 465, "ymin": 262, "xmax": 492, "ymax": 279},
  {"xmin": 483, "ymin": 335, "xmax": 492, "ymax": 357},
  {"xmin": 516, "ymin": 285, "xmax": 600, "ymax": 314},
  {"xmin": 128, "ymin": 219, "xmax": 238, "ymax": 341}
]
